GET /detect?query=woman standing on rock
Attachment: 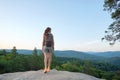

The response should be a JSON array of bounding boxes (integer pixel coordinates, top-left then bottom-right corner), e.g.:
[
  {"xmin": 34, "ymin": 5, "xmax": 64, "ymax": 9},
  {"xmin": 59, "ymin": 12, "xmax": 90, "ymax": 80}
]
[{"xmin": 42, "ymin": 27, "xmax": 54, "ymax": 73}]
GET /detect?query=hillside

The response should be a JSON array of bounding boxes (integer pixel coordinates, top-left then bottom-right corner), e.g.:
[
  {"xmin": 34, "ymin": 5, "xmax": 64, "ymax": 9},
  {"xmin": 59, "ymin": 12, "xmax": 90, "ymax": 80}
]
[
  {"xmin": 3, "ymin": 49, "xmax": 120, "ymax": 59},
  {"xmin": 1, "ymin": 49, "xmax": 120, "ymax": 65},
  {"xmin": 104, "ymin": 57, "xmax": 120, "ymax": 66},
  {"xmin": 55, "ymin": 50, "xmax": 105, "ymax": 61},
  {"xmin": 10, "ymin": 49, "xmax": 105, "ymax": 61},
  {"xmin": 91, "ymin": 51, "xmax": 120, "ymax": 58},
  {"xmin": 0, "ymin": 69, "xmax": 103, "ymax": 80}
]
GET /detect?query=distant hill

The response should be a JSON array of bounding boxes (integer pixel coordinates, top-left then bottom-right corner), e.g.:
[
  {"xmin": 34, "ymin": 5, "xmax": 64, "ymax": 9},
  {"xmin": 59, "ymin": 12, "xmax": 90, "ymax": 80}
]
[
  {"xmin": 1, "ymin": 49, "xmax": 104, "ymax": 61},
  {"xmin": 0, "ymin": 49, "xmax": 42, "ymax": 55},
  {"xmin": 16, "ymin": 50, "xmax": 120, "ymax": 66},
  {"xmin": 17, "ymin": 50, "xmax": 106, "ymax": 61},
  {"xmin": 89, "ymin": 51, "xmax": 120, "ymax": 66},
  {"xmin": 91, "ymin": 51, "xmax": 120, "ymax": 58},
  {"xmin": 1, "ymin": 49, "xmax": 120, "ymax": 66},
  {"xmin": 54, "ymin": 50, "xmax": 105, "ymax": 61},
  {"xmin": 1, "ymin": 49, "xmax": 120, "ymax": 60},
  {"xmin": 104, "ymin": 57, "xmax": 120, "ymax": 66},
  {"xmin": 17, "ymin": 49, "xmax": 41, "ymax": 55}
]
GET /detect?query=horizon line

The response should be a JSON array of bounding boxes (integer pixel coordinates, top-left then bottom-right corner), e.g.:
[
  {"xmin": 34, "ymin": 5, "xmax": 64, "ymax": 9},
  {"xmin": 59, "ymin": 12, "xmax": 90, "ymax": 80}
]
[{"xmin": 0, "ymin": 48, "xmax": 120, "ymax": 52}]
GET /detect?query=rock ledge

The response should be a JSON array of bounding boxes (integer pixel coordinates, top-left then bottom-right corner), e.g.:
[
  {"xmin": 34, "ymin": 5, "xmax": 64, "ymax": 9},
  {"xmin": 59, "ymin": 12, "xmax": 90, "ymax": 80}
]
[{"xmin": 0, "ymin": 69, "xmax": 104, "ymax": 80}]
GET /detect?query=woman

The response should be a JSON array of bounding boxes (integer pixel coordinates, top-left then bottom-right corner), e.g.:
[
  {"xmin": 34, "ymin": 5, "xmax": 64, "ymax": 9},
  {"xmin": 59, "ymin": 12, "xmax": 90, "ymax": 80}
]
[{"xmin": 42, "ymin": 27, "xmax": 54, "ymax": 73}]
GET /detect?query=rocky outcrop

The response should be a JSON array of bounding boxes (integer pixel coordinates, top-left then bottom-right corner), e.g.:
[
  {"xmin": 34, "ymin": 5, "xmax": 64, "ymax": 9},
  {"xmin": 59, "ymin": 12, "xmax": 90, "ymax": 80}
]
[{"xmin": 0, "ymin": 69, "xmax": 104, "ymax": 80}]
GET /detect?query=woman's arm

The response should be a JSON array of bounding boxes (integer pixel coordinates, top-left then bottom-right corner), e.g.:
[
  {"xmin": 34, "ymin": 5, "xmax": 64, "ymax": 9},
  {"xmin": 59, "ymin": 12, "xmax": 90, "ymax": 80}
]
[
  {"xmin": 52, "ymin": 35, "xmax": 54, "ymax": 50},
  {"xmin": 42, "ymin": 35, "xmax": 45, "ymax": 50}
]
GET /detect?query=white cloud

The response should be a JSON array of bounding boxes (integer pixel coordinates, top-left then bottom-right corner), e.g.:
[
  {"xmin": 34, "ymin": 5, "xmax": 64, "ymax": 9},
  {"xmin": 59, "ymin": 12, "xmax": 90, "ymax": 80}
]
[{"xmin": 66, "ymin": 40, "xmax": 120, "ymax": 52}]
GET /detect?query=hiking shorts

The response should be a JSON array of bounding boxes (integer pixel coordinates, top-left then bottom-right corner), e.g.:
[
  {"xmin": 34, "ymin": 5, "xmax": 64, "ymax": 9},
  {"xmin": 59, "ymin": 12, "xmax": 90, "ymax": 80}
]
[{"xmin": 43, "ymin": 46, "xmax": 54, "ymax": 53}]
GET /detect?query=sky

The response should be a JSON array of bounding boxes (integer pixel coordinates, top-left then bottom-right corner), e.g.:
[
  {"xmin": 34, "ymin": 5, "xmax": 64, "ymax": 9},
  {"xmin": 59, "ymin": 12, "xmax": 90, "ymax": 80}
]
[{"xmin": 0, "ymin": 0, "xmax": 120, "ymax": 52}]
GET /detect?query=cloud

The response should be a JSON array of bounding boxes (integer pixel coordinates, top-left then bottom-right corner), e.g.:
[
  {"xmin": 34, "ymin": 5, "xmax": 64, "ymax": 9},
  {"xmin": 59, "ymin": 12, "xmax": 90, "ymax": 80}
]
[
  {"xmin": 83, "ymin": 40, "xmax": 100, "ymax": 45},
  {"xmin": 70, "ymin": 40, "xmax": 120, "ymax": 52}
]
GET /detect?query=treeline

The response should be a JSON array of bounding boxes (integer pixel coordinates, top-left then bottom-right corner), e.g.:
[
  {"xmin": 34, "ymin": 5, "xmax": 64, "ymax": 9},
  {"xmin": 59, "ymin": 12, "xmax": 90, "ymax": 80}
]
[
  {"xmin": 0, "ymin": 46, "xmax": 59, "ymax": 73},
  {"xmin": 0, "ymin": 47, "xmax": 120, "ymax": 80}
]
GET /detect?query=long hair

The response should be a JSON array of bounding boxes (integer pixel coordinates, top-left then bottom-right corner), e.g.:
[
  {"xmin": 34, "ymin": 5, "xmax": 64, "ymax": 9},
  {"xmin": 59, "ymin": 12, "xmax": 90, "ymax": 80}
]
[{"xmin": 44, "ymin": 27, "xmax": 51, "ymax": 36}]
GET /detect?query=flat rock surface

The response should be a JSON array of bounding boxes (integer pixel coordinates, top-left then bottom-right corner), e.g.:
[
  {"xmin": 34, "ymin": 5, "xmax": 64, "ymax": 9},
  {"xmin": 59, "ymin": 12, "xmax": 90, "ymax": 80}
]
[{"xmin": 0, "ymin": 69, "xmax": 103, "ymax": 80}]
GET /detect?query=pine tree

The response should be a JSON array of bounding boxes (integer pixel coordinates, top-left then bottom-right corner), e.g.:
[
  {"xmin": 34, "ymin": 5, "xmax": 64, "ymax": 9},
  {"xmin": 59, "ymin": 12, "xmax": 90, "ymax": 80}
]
[
  {"xmin": 102, "ymin": 0, "xmax": 120, "ymax": 45},
  {"xmin": 31, "ymin": 47, "xmax": 40, "ymax": 70},
  {"xmin": 39, "ymin": 52, "xmax": 44, "ymax": 69},
  {"xmin": 1, "ymin": 49, "xmax": 7, "ymax": 56},
  {"xmin": 11, "ymin": 46, "xmax": 17, "ymax": 58}
]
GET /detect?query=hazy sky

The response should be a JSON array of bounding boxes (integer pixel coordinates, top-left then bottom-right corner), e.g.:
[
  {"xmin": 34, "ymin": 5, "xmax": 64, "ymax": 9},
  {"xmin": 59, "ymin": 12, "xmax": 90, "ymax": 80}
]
[{"xmin": 0, "ymin": 0, "xmax": 120, "ymax": 52}]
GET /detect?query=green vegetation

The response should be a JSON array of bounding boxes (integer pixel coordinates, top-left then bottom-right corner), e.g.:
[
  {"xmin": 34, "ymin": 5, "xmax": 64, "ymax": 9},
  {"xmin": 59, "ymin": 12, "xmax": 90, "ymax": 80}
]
[
  {"xmin": 102, "ymin": 0, "xmax": 120, "ymax": 45},
  {"xmin": 0, "ymin": 47, "xmax": 120, "ymax": 80}
]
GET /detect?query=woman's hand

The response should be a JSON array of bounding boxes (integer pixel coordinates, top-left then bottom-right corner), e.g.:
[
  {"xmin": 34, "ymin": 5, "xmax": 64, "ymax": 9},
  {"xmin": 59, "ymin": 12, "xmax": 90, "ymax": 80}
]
[{"xmin": 52, "ymin": 46, "xmax": 54, "ymax": 50}]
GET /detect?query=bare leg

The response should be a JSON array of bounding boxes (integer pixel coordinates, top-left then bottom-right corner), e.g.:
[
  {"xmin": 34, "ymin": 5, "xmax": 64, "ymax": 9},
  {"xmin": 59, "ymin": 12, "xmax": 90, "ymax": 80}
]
[
  {"xmin": 44, "ymin": 53, "xmax": 48, "ymax": 73},
  {"xmin": 47, "ymin": 53, "xmax": 52, "ymax": 72}
]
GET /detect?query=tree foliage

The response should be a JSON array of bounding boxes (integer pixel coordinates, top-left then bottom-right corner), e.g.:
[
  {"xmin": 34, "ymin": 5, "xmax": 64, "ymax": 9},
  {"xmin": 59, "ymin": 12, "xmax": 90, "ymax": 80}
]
[
  {"xmin": 31, "ymin": 47, "xmax": 40, "ymax": 70},
  {"xmin": 102, "ymin": 0, "xmax": 120, "ymax": 45},
  {"xmin": 11, "ymin": 46, "xmax": 17, "ymax": 57}
]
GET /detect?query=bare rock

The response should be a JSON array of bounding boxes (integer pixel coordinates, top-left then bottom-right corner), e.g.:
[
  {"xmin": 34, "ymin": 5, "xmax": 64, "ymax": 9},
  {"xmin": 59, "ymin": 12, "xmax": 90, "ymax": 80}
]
[{"xmin": 0, "ymin": 69, "xmax": 104, "ymax": 80}]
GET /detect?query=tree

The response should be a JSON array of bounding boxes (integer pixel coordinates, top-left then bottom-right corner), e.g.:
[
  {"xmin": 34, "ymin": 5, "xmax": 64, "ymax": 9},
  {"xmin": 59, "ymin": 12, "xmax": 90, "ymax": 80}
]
[
  {"xmin": 0, "ymin": 49, "xmax": 7, "ymax": 56},
  {"xmin": 39, "ymin": 52, "xmax": 44, "ymax": 69},
  {"xmin": 61, "ymin": 61, "xmax": 81, "ymax": 72},
  {"xmin": 51, "ymin": 52, "xmax": 60, "ymax": 69},
  {"xmin": 11, "ymin": 46, "xmax": 17, "ymax": 57},
  {"xmin": 113, "ymin": 71, "xmax": 120, "ymax": 80},
  {"xmin": 83, "ymin": 60, "xmax": 94, "ymax": 75},
  {"xmin": 102, "ymin": 0, "xmax": 120, "ymax": 45},
  {"xmin": 30, "ymin": 47, "xmax": 40, "ymax": 70}
]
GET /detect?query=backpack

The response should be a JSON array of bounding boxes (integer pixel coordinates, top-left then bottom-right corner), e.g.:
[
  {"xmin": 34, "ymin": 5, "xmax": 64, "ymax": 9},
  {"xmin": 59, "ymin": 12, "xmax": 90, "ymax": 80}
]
[{"xmin": 45, "ymin": 34, "xmax": 53, "ymax": 47}]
